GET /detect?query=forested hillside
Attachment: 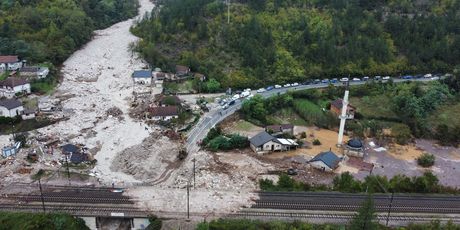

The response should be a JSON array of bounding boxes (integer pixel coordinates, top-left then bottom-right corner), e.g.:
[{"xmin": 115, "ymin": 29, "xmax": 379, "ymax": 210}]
[
  {"xmin": 132, "ymin": 0, "xmax": 460, "ymax": 89},
  {"xmin": 0, "ymin": 0, "xmax": 139, "ymax": 64}
]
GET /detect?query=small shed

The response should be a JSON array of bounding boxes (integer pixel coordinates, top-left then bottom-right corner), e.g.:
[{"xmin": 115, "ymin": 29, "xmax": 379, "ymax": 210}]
[{"xmin": 309, "ymin": 151, "xmax": 341, "ymax": 172}]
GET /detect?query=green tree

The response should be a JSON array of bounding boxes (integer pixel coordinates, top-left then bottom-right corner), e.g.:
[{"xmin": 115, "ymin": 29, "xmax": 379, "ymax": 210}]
[
  {"xmin": 205, "ymin": 78, "xmax": 221, "ymax": 93},
  {"xmin": 349, "ymin": 195, "xmax": 379, "ymax": 230},
  {"xmin": 391, "ymin": 123, "xmax": 412, "ymax": 145}
]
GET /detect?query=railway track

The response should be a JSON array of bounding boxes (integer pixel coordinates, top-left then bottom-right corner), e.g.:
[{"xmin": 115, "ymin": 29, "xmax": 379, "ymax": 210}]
[
  {"xmin": 2, "ymin": 194, "xmax": 133, "ymax": 204},
  {"xmin": 0, "ymin": 203, "xmax": 148, "ymax": 217},
  {"xmin": 233, "ymin": 209, "xmax": 460, "ymax": 224},
  {"xmin": 252, "ymin": 192, "xmax": 460, "ymax": 214}
]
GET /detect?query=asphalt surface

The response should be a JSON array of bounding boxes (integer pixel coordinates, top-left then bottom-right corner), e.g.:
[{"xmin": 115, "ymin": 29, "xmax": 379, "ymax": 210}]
[{"xmin": 185, "ymin": 78, "xmax": 436, "ymax": 154}]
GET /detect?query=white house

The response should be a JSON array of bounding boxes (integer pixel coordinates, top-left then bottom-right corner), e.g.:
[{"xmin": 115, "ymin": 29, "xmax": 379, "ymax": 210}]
[
  {"xmin": 20, "ymin": 66, "xmax": 49, "ymax": 79},
  {"xmin": 132, "ymin": 70, "xmax": 152, "ymax": 85},
  {"xmin": 147, "ymin": 106, "xmax": 179, "ymax": 121},
  {"xmin": 249, "ymin": 131, "xmax": 282, "ymax": 154},
  {"xmin": 309, "ymin": 151, "xmax": 341, "ymax": 172},
  {"xmin": 0, "ymin": 56, "xmax": 22, "ymax": 72},
  {"xmin": 0, "ymin": 77, "xmax": 31, "ymax": 98},
  {"xmin": 0, "ymin": 99, "xmax": 24, "ymax": 117}
]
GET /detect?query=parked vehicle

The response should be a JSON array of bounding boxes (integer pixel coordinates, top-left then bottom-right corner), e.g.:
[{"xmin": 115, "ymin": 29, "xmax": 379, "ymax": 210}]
[
  {"xmin": 374, "ymin": 76, "xmax": 381, "ymax": 80},
  {"xmin": 240, "ymin": 91, "xmax": 250, "ymax": 97},
  {"xmin": 228, "ymin": 100, "xmax": 235, "ymax": 106},
  {"xmin": 431, "ymin": 76, "xmax": 440, "ymax": 80},
  {"xmin": 266, "ymin": 86, "xmax": 274, "ymax": 91},
  {"xmin": 292, "ymin": 82, "xmax": 299, "ymax": 87},
  {"xmin": 232, "ymin": 94, "xmax": 240, "ymax": 100},
  {"xmin": 402, "ymin": 75, "xmax": 413, "ymax": 79},
  {"xmin": 314, "ymin": 79, "xmax": 321, "ymax": 84},
  {"xmin": 352, "ymin": 77, "xmax": 361, "ymax": 81},
  {"xmin": 363, "ymin": 76, "xmax": 369, "ymax": 81},
  {"xmin": 244, "ymin": 88, "xmax": 251, "ymax": 92},
  {"xmin": 257, "ymin": 88, "xmax": 266, "ymax": 93},
  {"xmin": 321, "ymin": 79, "xmax": 329, "ymax": 84},
  {"xmin": 424, "ymin": 73, "xmax": 432, "ymax": 78},
  {"xmin": 382, "ymin": 76, "xmax": 391, "ymax": 80},
  {"xmin": 274, "ymin": 84, "xmax": 282, "ymax": 89},
  {"xmin": 414, "ymin": 74, "xmax": 423, "ymax": 79},
  {"xmin": 340, "ymin": 77, "xmax": 349, "ymax": 82},
  {"xmin": 222, "ymin": 104, "xmax": 229, "ymax": 110},
  {"xmin": 283, "ymin": 83, "xmax": 291, "ymax": 87},
  {"xmin": 331, "ymin": 78, "xmax": 338, "ymax": 83},
  {"xmin": 302, "ymin": 80, "xmax": 312, "ymax": 85}
]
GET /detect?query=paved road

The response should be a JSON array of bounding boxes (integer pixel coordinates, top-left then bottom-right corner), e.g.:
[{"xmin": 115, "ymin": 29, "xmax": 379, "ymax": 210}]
[{"xmin": 185, "ymin": 78, "xmax": 436, "ymax": 153}]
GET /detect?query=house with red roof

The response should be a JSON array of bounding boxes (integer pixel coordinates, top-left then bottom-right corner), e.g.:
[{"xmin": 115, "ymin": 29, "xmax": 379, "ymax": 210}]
[{"xmin": 0, "ymin": 56, "xmax": 23, "ymax": 72}]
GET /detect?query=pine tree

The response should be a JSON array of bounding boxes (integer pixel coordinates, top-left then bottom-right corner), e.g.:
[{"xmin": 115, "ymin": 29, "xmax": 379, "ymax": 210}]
[{"xmin": 349, "ymin": 194, "xmax": 379, "ymax": 230}]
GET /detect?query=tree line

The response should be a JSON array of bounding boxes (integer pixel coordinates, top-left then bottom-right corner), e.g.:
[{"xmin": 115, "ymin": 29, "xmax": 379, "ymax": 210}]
[
  {"xmin": 132, "ymin": 0, "xmax": 460, "ymax": 89},
  {"xmin": 0, "ymin": 0, "xmax": 139, "ymax": 65}
]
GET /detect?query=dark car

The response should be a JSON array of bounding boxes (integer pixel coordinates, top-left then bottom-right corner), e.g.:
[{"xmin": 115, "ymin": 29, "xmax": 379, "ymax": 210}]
[
  {"xmin": 302, "ymin": 80, "xmax": 312, "ymax": 85},
  {"xmin": 287, "ymin": 168, "xmax": 298, "ymax": 175},
  {"xmin": 402, "ymin": 75, "xmax": 413, "ymax": 79},
  {"xmin": 266, "ymin": 86, "xmax": 274, "ymax": 91},
  {"xmin": 228, "ymin": 100, "xmax": 235, "ymax": 106}
]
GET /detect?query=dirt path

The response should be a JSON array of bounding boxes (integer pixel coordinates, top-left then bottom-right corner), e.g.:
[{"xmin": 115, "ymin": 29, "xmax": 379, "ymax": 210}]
[{"xmin": 37, "ymin": 0, "xmax": 156, "ymax": 185}]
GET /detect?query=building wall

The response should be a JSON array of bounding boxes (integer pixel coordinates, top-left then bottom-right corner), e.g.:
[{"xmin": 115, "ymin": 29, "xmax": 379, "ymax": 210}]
[
  {"xmin": 21, "ymin": 113, "xmax": 35, "ymax": 120},
  {"xmin": 310, "ymin": 161, "xmax": 333, "ymax": 172},
  {"xmin": 0, "ymin": 89, "xmax": 15, "ymax": 98},
  {"xmin": 344, "ymin": 149, "xmax": 364, "ymax": 157},
  {"xmin": 0, "ymin": 105, "xmax": 24, "ymax": 117},
  {"xmin": 13, "ymin": 84, "xmax": 31, "ymax": 94},
  {"xmin": 133, "ymin": 77, "xmax": 152, "ymax": 85},
  {"xmin": 262, "ymin": 140, "xmax": 282, "ymax": 152},
  {"xmin": 0, "ymin": 62, "xmax": 22, "ymax": 71}
]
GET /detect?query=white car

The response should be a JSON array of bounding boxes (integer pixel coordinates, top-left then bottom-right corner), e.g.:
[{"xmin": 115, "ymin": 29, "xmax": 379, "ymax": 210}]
[
  {"xmin": 240, "ymin": 91, "xmax": 250, "ymax": 97},
  {"xmin": 257, "ymin": 88, "xmax": 266, "ymax": 93},
  {"xmin": 274, "ymin": 84, "xmax": 282, "ymax": 89},
  {"xmin": 382, "ymin": 76, "xmax": 391, "ymax": 80},
  {"xmin": 352, "ymin": 78, "xmax": 361, "ymax": 81},
  {"xmin": 424, "ymin": 73, "xmax": 432, "ymax": 78},
  {"xmin": 340, "ymin": 78, "xmax": 349, "ymax": 82},
  {"xmin": 232, "ymin": 94, "xmax": 240, "ymax": 100},
  {"xmin": 291, "ymin": 82, "xmax": 299, "ymax": 87},
  {"xmin": 244, "ymin": 88, "xmax": 251, "ymax": 92},
  {"xmin": 283, "ymin": 83, "xmax": 291, "ymax": 88},
  {"xmin": 430, "ymin": 76, "xmax": 440, "ymax": 80}
]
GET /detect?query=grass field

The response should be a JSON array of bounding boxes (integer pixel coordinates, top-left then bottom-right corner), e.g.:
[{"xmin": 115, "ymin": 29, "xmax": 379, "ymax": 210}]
[
  {"xmin": 429, "ymin": 102, "xmax": 460, "ymax": 129},
  {"xmin": 164, "ymin": 80, "xmax": 194, "ymax": 93},
  {"xmin": 292, "ymin": 99, "xmax": 323, "ymax": 124},
  {"xmin": 268, "ymin": 107, "xmax": 309, "ymax": 126},
  {"xmin": 350, "ymin": 95, "xmax": 399, "ymax": 120}
]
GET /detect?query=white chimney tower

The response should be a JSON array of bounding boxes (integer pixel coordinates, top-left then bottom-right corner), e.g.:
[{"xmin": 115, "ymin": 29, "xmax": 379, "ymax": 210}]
[{"xmin": 337, "ymin": 83, "xmax": 349, "ymax": 146}]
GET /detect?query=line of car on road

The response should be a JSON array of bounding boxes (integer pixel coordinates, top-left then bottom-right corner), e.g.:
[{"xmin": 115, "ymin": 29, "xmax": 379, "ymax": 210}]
[{"xmin": 217, "ymin": 73, "xmax": 449, "ymax": 110}]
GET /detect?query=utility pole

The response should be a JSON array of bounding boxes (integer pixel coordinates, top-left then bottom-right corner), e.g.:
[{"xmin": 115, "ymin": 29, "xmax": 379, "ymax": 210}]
[
  {"xmin": 65, "ymin": 156, "xmax": 71, "ymax": 185},
  {"xmin": 192, "ymin": 158, "xmax": 196, "ymax": 189},
  {"xmin": 38, "ymin": 178, "xmax": 46, "ymax": 213},
  {"xmin": 386, "ymin": 192, "xmax": 394, "ymax": 226},
  {"xmin": 187, "ymin": 181, "xmax": 190, "ymax": 220}
]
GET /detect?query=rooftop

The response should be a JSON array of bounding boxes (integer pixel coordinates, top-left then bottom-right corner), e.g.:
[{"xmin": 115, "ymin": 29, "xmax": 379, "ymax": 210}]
[
  {"xmin": 0, "ymin": 56, "xmax": 19, "ymax": 63},
  {"xmin": 149, "ymin": 106, "xmax": 179, "ymax": 117},
  {"xmin": 331, "ymin": 98, "xmax": 356, "ymax": 110},
  {"xmin": 310, "ymin": 151, "xmax": 341, "ymax": 169},
  {"xmin": 0, "ymin": 99, "xmax": 22, "ymax": 110},
  {"xmin": 0, "ymin": 77, "xmax": 29, "ymax": 87},
  {"xmin": 249, "ymin": 131, "xmax": 275, "ymax": 147},
  {"xmin": 62, "ymin": 144, "xmax": 79, "ymax": 154},
  {"xmin": 132, "ymin": 70, "xmax": 152, "ymax": 78}
]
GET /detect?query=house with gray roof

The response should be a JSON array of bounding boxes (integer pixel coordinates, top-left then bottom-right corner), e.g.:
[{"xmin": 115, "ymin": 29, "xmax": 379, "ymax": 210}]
[
  {"xmin": 0, "ymin": 77, "xmax": 31, "ymax": 98},
  {"xmin": 309, "ymin": 151, "xmax": 341, "ymax": 172},
  {"xmin": 0, "ymin": 56, "xmax": 22, "ymax": 72},
  {"xmin": 248, "ymin": 131, "xmax": 279, "ymax": 154},
  {"xmin": 0, "ymin": 99, "xmax": 24, "ymax": 118},
  {"xmin": 132, "ymin": 70, "xmax": 152, "ymax": 85}
]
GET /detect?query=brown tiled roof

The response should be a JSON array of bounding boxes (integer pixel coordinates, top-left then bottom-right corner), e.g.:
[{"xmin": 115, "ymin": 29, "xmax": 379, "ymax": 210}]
[
  {"xmin": 0, "ymin": 56, "xmax": 19, "ymax": 63},
  {"xmin": 156, "ymin": 72, "xmax": 165, "ymax": 80},
  {"xmin": 0, "ymin": 77, "xmax": 29, "ymax": 87},
  {"xmin": 160, "ymin": 95, "xmax": 181, "ymax": 105},
  {"xmin": 148, "ymin": 106, "xmax": 178, "ymax": 117},
  {"xmin": 175, "ymin": 65, "xmax": 189, "ymax": 73},
  {"xmin": 331, "ymin": 99, "xmax": 355, "ymax": 110}
]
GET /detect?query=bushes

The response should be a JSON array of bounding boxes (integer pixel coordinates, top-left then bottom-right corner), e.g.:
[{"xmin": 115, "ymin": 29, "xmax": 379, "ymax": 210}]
[
  {"xmin": 260, "ymin": 172, "xmax": 457, "ymax": 194},
  {"xmin": 0, "ymin": 212, "xmax": 89, "ymax": 230},
  {"xmin": 202, "ymin": 127, "xmax": 249, "ymax": 151},
  {"xmin": 391, "ymin": 123, "xmax": 412, "ymax": 145},
  {"xmin": 0, "ymin": 115, "xmax": 22, "ymax": 125},
  {"xmin": 146, "ymin": 215, "xmax": 162, "ymax": 230},
  {"xmin": 417, "ymin": 153, "xmax": 435, "ymax": 167},
  {"xmin": 312, "ymin": 139, "xmax": 321, "ymax": 145}
]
